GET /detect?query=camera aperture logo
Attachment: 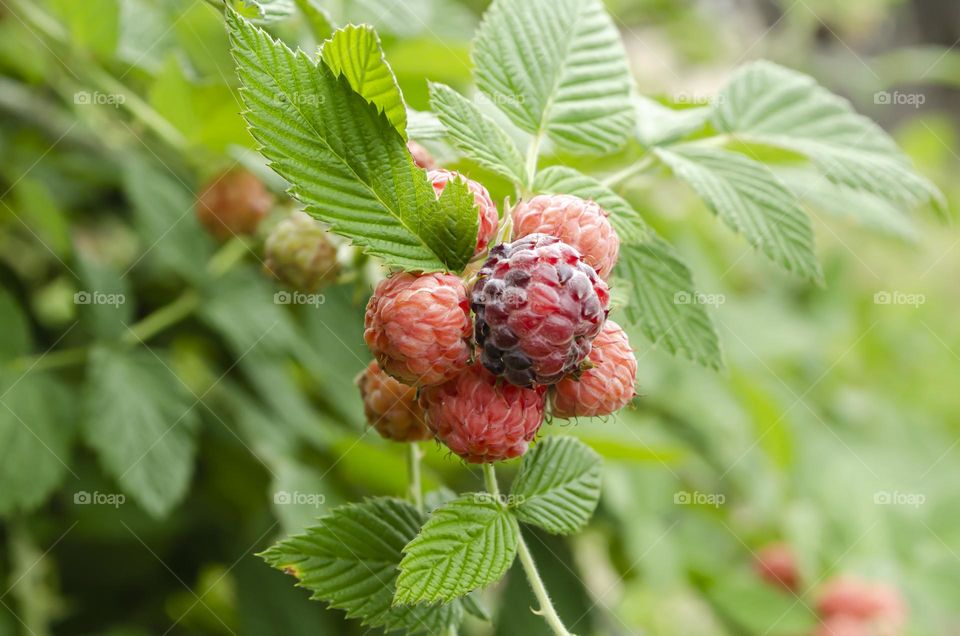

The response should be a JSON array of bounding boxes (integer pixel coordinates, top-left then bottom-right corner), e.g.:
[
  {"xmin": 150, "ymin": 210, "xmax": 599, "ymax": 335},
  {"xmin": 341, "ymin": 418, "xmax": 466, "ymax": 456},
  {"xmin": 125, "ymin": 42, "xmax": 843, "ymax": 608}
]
[
  {"xmin": 273, "ymin": 491, "xmax": 326, "ymax": 508},
  {"xmin": 274, "ymin": 291, "xmax": 325, "ymax": 307},
  {"xmin": 74, "ymin": 491, "xmax": 125, "ymax": 508},
  {"xmin": 74, "ymin": 290, "xmax": 126, "ymax": 307},
  {"xmin": 674, "ymin": 490, "xmax": 725, "ymax": 508}
]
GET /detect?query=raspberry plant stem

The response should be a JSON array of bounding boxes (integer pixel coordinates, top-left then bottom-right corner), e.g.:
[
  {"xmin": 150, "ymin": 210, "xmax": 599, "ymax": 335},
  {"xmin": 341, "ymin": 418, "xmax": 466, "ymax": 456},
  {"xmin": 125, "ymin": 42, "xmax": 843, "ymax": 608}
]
[
  {"xmin": 407, "ymin": 443, "xmax": 424, "ymax": 514},
  {"xmin": 483, "ymin": 464, "xmax": 575, "ymax": 636}
]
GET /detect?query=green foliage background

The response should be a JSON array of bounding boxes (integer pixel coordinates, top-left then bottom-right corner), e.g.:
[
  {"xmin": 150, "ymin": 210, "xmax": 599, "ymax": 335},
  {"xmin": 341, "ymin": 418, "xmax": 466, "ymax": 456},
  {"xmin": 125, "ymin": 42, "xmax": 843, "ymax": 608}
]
[{"xmin": 0, "ymin": 0, "xmax": 959, "ymax": 634}]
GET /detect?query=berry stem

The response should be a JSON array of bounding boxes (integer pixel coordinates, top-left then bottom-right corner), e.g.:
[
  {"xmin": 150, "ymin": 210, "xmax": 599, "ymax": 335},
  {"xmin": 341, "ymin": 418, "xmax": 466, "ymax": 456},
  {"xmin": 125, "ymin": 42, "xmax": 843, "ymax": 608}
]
[
  {"xmin": 483, "ymin": 464, "xmax": 575, "ymax": 636},
  {"xmin": 407, "ymin": 443, "xmax": 424, "ymax": 514},
  {"xmin": 601, "ymin": 154, "xmax": 656, "ymax": 188},
  {"xmin": 525, "ymin": 131, "xmax": 543, "ymax": 190}
]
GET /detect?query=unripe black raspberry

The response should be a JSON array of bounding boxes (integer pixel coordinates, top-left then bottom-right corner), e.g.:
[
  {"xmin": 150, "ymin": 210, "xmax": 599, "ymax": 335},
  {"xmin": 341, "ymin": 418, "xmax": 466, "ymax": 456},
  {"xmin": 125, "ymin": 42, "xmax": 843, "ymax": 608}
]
[
  {"xmin": 264, "ymin": 211, "xmax": 340, "ymax": 292},
  {"xmin": 470, "ymin": 234, "xmax": 610, "ymax": 387},
  {"xmin": 196, "ymin": 169, "xmax": 273, "ymax": 240}
]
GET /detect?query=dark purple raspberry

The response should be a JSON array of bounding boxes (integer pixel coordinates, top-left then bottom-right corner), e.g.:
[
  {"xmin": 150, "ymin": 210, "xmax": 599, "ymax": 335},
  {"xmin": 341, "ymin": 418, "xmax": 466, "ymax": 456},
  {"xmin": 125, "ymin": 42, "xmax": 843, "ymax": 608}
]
[{"xmin": 470, "ymin": 234, "xmax": 610, "ymax": 387}]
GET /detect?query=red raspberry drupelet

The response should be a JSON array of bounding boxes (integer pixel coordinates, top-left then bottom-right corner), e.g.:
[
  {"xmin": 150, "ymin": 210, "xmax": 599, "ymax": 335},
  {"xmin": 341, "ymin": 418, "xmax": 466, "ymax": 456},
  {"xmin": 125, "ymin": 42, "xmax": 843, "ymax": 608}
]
[
  {"xmin": 419, "ymin": 364, "xmax": 545, "ymax": 463},
  {"xmin": 364, "ymin": 272, "xmax": 472, "ymax": 386},
  {"xmin": 471, "ymin": 234, "xmax": 610, "ymax": 387}
]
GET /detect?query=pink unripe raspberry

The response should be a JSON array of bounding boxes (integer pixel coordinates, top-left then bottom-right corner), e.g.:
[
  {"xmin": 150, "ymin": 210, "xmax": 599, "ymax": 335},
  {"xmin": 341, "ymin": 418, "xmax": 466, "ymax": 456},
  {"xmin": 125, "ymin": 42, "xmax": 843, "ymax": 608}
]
[
  {"xmin": 471, "ymin": 234, "xmax": 610, "ymax": 387},
  {"xmin": 357, "ymin": 361, "xmax": 432, "ymax": 442},
  {"xmin": 407, "ymin": 140, "xmax": 436, "ymax": 170},
  {"xmin": 512, "ymin": 194, "xmax": 620, "ymax": 279},
  {"xmin": 364, "ymin": 272, "xmax": 472, "ymax": 386},
  {"xmin": 753, "ymin": 542, "xmax": 800, "ymax": 592},
  {"xmin": 552, "ymin": 320, "xmax": 636, "ymax": 418},
  {"xmin": 264, "ymin": 211, "xmax": 339, "ymax": 292},
  {"xmin": 426, "ymin": 168, "xmax": 499, "ymax": 255},
  {"xmin": 817, "ymin": 577, "xmax": 906, "ymax": 633},
  {"xmin": 419, "ymin": 364, "xmax": 546, "ymax": 463},
  {"xmin": 196, "ymin": 169, "xmax": 273, "ymax": 240}
]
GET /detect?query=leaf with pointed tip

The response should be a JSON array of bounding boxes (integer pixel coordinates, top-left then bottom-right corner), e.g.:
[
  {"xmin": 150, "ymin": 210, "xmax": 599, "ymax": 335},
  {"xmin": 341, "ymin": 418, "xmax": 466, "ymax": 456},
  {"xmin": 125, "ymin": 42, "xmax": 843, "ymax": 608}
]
[
  {"xmin": 395, "ymin": 495, "xmax": 519, "ymax": 604},
  {"xmin": 510, "ymin": 437, "xmax": 602, "ymax": 535},
  {"xmin": 321, "ymin": 25, "xmax": 407, "ymax": 135},
  {"xmin": 656, "ymin": 145, "xmax": 822, "ymax": 283},
  {"xmin": 261, "ymin": 498, "xmax": 462, "ymax": 634},
  {"xmin": 227, "ymin": 9, "xmax": 476, "ymax": 272}
]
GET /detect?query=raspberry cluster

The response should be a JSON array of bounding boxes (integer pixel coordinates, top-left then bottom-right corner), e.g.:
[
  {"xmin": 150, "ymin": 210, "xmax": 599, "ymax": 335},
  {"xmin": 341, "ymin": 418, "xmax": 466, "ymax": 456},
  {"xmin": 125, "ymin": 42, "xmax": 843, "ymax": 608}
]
[{"xmin": 356, "ymin": 160, "xmax": 637, "ymax": 462}]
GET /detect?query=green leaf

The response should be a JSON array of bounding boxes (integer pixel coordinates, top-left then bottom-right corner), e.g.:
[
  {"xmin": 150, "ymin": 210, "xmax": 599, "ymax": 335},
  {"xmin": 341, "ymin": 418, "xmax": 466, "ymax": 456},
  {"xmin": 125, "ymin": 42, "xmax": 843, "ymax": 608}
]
[
  {"xmin": 428, "ymin": 82, "xmax": 526, "ymax": 184},
  {"xmin": 395, "ymin": 494, "xmax": 519, "ymax": 604},
  {"xmin": 261, "ymin": 498, "xmax": 462, "ymax": 634},
  {"xmin": 74, "ymin": 256, "xmax": 133, "ymax": 341},
  {"xmin": 473, "ymin": 0, "xmax": 634, "ymax": 154},
  {"xmin": 634, "ymin": 95, "xmax": 711, "ymax": 147},
  {"xmin": 510, "ymin": 437, "xmax": 601, "ymax": 535},
  {"xmin": 293, "ymin": 0, "xmax": 334, "ymax": 41},
  {"xmin": 533, "ymin": 165, "xmax": 650, "ymax": 244},
  {"xmin": 713, "ymin": 60, "xmax": 944, "ymax": 212},
  {"xmin": 227, "ymin": 10, "xmax": 477, "ymax": 272},
  {"xmin": 706, "ymin": 573, "xmax": 818, "ymax": 635},
  {"xmin": 407, "ymin": 109, "xmax": 446, "ymax": 140},
  {"xmin": 321, "ymin": 25, "xmax": 407, "ymax": 135},
  {"xmin": 0, "ymin": 371, "xmax": 76, "ymax": 516},
  {"xmin": 231, "ymin": 0, "xmax": 295, "ymax": 23},
  {"xmin": 0, "ymin": 289, "xmax": 31, "ymax": 362},
  {"xmin": 656, "ymin": 145, "xmax": 822, "ymax": 283},
  {"xmin": 614, "ymin": 239, "xmax": 723, "ymax": 369},
  {"xmin": 777, "ymin": 168, "xmax": 919, "ymax": 241},
  {"xmin": 82, "ymin": 346, "xmax": 199, "ymax": 518},
  {"xmin": 122, "ymin": 155, "xmax": 216, "ymax": 283}
]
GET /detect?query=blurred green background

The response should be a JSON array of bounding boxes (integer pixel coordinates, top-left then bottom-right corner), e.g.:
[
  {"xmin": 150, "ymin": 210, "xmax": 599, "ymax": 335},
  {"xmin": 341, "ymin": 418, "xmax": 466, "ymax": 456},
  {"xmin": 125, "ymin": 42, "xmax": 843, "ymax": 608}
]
[{"xmin": 0, "ymin": 0, "xmax": 958, "ymax": 634}]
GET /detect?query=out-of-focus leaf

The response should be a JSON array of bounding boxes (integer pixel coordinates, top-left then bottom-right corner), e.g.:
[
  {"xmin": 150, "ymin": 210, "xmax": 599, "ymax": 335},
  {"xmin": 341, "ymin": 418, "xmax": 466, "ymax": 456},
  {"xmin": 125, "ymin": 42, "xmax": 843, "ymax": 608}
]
[
  {"xmin": 50, "ymin": 0, "xmax": 120, "ymax": 59},
  {"xmin": 74, "ymin": 256, "xmax": 133, "ymax": 341},
  {"xmin": 293, "ymin": 0, "xmax": 334, "ymax": 42},
  {"xmin": 635, "ymin": 96, "xmax": 711, "ymax": 147},
  {"xmin": 0, "ymin": 370, "xmax": 76, "ymax": 516},
  {"xmin": 705, "ymin": 574, "xmax": 817, "ymax": 635},
  {"xmin": 713, "ymin": 60, "xmax": 945, "ymax": 213},
  {"xmin": 11, "ymin": 178, "xmax": 71, "ymax": 258},
  {"xmin": 0, "ymin": 289, "xmax": 31, "ymax": 362},
  {"xmin": 82, "ymin": 346, "xmax": 199, "ymax": 518}
]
